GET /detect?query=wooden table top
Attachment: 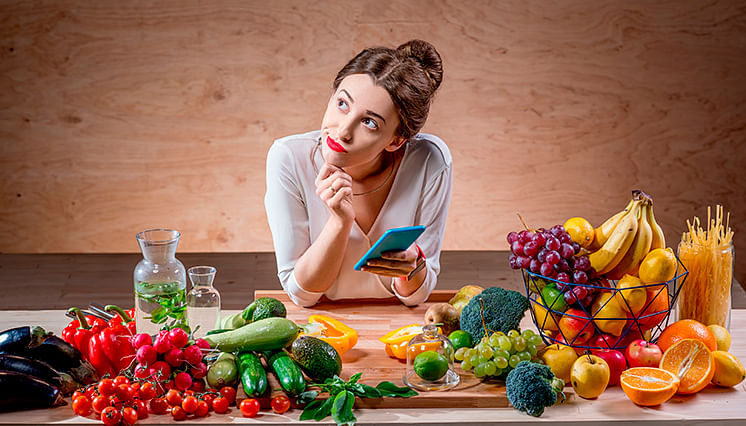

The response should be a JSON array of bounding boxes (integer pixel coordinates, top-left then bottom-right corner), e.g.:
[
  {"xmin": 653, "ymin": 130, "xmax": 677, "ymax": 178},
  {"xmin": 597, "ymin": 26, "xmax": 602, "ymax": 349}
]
[{"xmin": 0, "ymin": 301, "xmax": 744, "ymax": 424}]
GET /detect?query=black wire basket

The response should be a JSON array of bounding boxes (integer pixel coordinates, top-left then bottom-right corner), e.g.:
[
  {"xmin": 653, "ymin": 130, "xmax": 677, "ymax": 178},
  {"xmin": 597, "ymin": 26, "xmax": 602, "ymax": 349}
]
[{"xmin": 523, "ymin": 256, "xmax": 688, "ymax": 351}]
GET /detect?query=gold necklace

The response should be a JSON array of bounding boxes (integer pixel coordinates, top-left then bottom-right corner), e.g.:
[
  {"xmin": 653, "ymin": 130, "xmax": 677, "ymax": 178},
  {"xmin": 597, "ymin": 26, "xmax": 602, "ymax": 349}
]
[{"xmin": 310, "ymin": 139, "xmax": 396, "ymax": 196}]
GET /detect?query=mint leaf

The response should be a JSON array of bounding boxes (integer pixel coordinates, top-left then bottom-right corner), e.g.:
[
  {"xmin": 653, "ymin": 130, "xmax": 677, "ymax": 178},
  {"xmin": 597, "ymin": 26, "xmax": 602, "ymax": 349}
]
[
  {"xmin": 331, "ymin": 390, "xmax": 356, "ymax": 425},
  {"xmin": 376, "ymin": 381, "xmax": 418, "ymax": 397}
]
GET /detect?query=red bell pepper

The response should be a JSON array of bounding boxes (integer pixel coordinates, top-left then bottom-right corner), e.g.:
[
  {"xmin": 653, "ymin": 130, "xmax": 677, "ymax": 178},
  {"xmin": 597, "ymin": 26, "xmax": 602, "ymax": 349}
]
[
  {"xmin": 88, "ymin": 331, "xmax": 117, "ymax": 378},
  {"xmin": 62, "ymin": 308, "xmax": 107, "ymax": 358},
  {"xmin": 100, "ymin": 305, "xmax": 137, "ymax": 372}
]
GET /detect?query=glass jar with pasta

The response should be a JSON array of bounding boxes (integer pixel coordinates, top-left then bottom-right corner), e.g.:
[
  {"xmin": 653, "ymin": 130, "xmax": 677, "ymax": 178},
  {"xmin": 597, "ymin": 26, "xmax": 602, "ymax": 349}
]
[{"xmin": 676, "ymin": 206, "xmax": 734, "ymax": 330}]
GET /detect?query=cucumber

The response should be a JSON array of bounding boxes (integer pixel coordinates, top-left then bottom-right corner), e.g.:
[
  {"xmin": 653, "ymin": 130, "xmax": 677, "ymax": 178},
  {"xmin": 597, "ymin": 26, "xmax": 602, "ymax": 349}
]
[
  {"xmin": 236, "ymin": 351, "xmax": 267, "ymax": 397},
  {"xmin": 204, "ymin": 317, "xmax": 299, "ymax": 353},
  {"xmin": 263, "ymin": 350, "xmax": 306, "ymax": 395},
  {"xmin": 206, "ymin": 352, "xmax": 238, "ymax": 389}
]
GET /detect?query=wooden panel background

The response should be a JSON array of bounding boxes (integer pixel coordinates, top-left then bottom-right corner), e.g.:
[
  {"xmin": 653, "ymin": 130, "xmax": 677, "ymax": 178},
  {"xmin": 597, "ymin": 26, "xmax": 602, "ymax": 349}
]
[{"xmin": 1, "ymin": 1, "xmax": 745, "ymax": 282}]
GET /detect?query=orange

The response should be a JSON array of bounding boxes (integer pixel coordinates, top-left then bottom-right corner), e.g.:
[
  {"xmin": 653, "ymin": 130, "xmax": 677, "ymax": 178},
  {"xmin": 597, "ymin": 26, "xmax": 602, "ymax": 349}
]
[
  {"xmin": 637, "ymin": 285, "xmax": 669, "ymax": 329},
  {"xmin": 620, "ymin": 367, "xmax": 680, "ymax": 406},
  {"xmin": 564, "ymin": 217, "xmax": 595, "ymax": 248},
  {"xmin": 657, "ymin": 319, "xmax": 717, "ymax": 353},
  {"xmin": 659, "ymin": 339, "xmax": 715, "ymax": 394}
]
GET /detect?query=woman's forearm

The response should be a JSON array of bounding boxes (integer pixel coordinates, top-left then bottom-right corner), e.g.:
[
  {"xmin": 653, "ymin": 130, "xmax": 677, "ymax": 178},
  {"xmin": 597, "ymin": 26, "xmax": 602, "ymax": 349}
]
[
  {"xmin": 392, "ymin": 264, "xmax": 427, "ymax": 297},
  {"xmin": 293, "ymin": 216, "xmax": 353, "ymax": 293}
]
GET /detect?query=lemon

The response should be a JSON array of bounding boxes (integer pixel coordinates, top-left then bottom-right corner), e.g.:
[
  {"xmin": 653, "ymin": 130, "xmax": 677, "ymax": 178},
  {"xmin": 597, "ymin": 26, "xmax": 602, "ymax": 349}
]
[
  {"xmin": 711, "ymin": 351, "xmax": 745, "ymax": 387},
  {"xmin": 448, "ymin": 330, "xmax": 473, "ymax": 351},
  {"xmin": 707, "ymin": 324, "xmax": 731, "ymax": 351},
  {"xmin": 564, "ymin": 217, "xmax": 595, "ymax": 248},
  {"xmin": 638, "ymin": 248, "xmax": 677, "ymax": 284},
  {"xmin": 413, "ymin": 350, "xmax": 449, "ymax": 381}
]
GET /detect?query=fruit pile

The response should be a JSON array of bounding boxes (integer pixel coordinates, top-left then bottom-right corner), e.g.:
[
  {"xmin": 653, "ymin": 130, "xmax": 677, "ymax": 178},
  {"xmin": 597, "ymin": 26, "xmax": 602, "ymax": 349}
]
[{"xmin": 454, "ymin": 329, "xmax": 543, "ymax": 378}]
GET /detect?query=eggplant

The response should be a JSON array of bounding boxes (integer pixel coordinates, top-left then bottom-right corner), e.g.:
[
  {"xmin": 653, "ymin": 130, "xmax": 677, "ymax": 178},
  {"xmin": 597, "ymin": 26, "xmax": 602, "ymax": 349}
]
[
  {"xmin": 0, "ymin": 354, "xmax": 79, "ymax": 395},
  {"xmin": 0, "ymin": 370, "xmax": 66, "ymax": 411},
  {"xmin": 0, "ymin": 326, "xmax": 51, "ymax": 353},
  {"xmin": 13, "ymin": 336, "xmax": 99, "ymax": 385}
]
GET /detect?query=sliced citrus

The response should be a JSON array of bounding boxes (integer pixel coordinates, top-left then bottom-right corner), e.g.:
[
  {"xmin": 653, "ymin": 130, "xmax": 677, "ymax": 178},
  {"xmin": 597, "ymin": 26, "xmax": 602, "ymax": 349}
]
[
  {"xmin": 659, "ymin": 338, "xmax": 714, "ymax": 394},
  {"xmin": 657, "ymin": 319, "xmax": 717, "ymax": 353},
  {"xmin": 620, "ymin": 367, "xmax": 680, "ymax": 406}
]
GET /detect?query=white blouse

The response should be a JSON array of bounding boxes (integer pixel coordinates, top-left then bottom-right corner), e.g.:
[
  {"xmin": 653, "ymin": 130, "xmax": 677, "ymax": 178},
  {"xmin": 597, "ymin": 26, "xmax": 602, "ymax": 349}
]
[{"xmin": 264, "ymin": 130, "xmax": 453, "ymax": 307}]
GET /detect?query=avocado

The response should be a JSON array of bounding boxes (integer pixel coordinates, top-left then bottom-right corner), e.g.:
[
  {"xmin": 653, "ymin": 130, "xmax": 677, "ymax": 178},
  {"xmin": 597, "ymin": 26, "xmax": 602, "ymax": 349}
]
[{"xmin": 291, "ymin": 336, "xmax": 342, "ymax": 382}]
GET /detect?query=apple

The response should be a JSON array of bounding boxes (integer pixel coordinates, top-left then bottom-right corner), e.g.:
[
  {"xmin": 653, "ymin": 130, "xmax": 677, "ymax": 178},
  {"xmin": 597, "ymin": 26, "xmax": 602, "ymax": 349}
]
[
  {"xmin": 558, "ymin": 308, "xmax": 594, "ymax": 345},
  {"xmin": 625, "ymin": 339, "xmax": 662, "ymax": 368},
  {"xmin": 539, "ymin": 344, "xmax": 578, "ymax": 383},
  {"xmin": 571, "ymin": 354, "xmax": 610, "ymax": 399},
  {"xmin": 589, "ymin": 332, "xmax": 622, "ymax": 350},
  {"xmin": 591, "ymin": 349, "xmax": 627, "ymax": 386}
]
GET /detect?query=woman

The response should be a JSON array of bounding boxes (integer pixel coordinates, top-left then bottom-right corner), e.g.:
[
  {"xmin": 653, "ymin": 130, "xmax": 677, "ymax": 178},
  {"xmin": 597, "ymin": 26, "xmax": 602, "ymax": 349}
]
[{"xmin": 264, "ymin": 40, "xmax": 452, "ymax": 307}]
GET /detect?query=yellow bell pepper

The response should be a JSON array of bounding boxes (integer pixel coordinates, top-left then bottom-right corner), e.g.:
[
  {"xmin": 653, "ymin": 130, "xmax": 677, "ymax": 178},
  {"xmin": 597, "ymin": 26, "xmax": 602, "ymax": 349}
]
[
  {"xmin": 385, "ymin": 340, "xmax": 442, "ymax": 360},
  {"xmin": 299, "ymin": 315, "xmax": 358, "ymax": 355},
  {"xmin": 379, "ymin": 324, "xmax": 440, "ymax": 345}
]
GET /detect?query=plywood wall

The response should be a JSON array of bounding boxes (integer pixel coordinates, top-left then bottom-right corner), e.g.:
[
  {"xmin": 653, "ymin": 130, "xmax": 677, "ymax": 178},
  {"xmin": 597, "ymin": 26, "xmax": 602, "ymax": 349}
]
[{"xmin": 1, "ymin": 1, "xmax": 745, "ymax": 281}]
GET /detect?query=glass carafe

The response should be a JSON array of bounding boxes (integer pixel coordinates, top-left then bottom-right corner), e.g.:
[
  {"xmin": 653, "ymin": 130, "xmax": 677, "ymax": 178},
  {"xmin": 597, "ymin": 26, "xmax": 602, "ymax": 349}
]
[
  {"xmin": 134, "ymin": 229, "xmax": 187, "ymax": 336},
  {"xmin": 187, "ymin": 266, "xmax": 221, "ymax": 339},
  {"xmin": 403, "ymin": 324, "xmax": 459, "ymax": 391}
]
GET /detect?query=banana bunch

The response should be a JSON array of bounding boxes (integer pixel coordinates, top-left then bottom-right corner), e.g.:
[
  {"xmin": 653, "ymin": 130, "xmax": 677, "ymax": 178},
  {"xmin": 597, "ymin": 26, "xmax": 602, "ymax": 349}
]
[{"xmin": 588, "ymin": 191, "xmax": 666, "ymax": 278}]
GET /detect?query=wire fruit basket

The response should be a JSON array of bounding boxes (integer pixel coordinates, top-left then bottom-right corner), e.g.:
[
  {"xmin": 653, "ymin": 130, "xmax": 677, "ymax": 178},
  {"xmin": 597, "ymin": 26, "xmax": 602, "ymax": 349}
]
[{"xmin": 522, "ymin": 256, "xmax": 688, "ymax": 351}]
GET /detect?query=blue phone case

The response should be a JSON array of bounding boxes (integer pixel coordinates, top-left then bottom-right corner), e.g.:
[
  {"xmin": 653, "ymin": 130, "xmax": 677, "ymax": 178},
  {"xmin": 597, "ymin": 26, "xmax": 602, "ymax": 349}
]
[{"xmin": 353, "ymin": 225, "xmax": 426, "ymax": 271}]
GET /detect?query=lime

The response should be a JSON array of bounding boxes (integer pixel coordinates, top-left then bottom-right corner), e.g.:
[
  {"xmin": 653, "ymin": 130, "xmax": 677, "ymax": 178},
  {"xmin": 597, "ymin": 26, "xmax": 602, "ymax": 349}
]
[
  {"xmin": 413, "ymin": 350, "xmax": 449, "ymax": 381},
  {"xmin": 448, "ymin": 330, "xmax": 473, "ymax": 351}
]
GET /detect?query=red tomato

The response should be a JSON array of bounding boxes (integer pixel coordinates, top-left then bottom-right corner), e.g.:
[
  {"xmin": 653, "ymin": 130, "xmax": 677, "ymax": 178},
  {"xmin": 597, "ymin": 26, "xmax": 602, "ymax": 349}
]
[
  {"xmin": 271, "ymin": 395, "xmax": 291, "ymax": 414},
  {"xmin": 181, "ymin": 395, "xmax": 199, "ymax": 414},
  {"xmin": 171, "ymin": 405, "xmax": 187, "ymax": 421},
  {"xmin": 116, "ymin": 383, "xmax": 134, "ymax": 401},
  {"xmin": 85, "ymin": 386, "xmax": 98, "ymax": 400},
  {"xmin": 165, "ymin": 389, "xmax": 183, "ymax": 406},
  {"xmin": 195, "ymin": 400, "xmax": 209, "ymax": 417},
  {"xmin": 114, "ymin": 375, "xmax": 130, "ymax": 386},
  {"xmin": 72, "ymin": 396, "xmax": 92, "ymax": 417},
  {"xmin": 100, "ymin": 406, "xmax": 121, "ymax": 426},
  {"xmin": 239, "ymin": 398, "xmax": 260, "ymax": 418},
  {"xmin": 212, "ymin": 396, "xmax": 229, "ymax": 414},
  {"xmin": 201, "ymin": 393, "xmax": 215, "ymax": 411},
  {"xmin": 129, "ymin": 382, "xmax": 140, "ymax": 393},
  {"xmin": 98, "ymin": 379, "xmax": 116, "ymax": 397},
  {"xmin": 148, "ymin": 397, "xmax": 169, "ymax": 415},
  {"xmin": 138, "ymin": 382, "xmax": 157, "ymax": 401},
  {"xmin": 219, "ymin": 386, "xmax": 236, "ymax": 404},
  {"xmin": 92, "ymin": 395, "xmax": 110, "ymax": 414},
  {"xmin": 121, "ymin": 406, "xmax": 138, "ymax": 425},
  {"xmin": 72, "ymin": 389, "xmax": 86, "ymax": 401},
  {"xmin": 134, "ymin": 399, "xmax": 148, "ymax": 419}
]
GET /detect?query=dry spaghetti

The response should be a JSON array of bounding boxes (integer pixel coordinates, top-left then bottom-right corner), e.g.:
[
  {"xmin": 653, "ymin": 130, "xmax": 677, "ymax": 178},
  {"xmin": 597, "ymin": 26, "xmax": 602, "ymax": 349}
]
[{"xmin": 677, "ymin": 205, "xmax": 734, "ymax": 327}]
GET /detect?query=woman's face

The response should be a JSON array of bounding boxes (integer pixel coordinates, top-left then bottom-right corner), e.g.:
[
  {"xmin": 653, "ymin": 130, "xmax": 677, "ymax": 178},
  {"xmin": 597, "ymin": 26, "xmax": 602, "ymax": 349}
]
[{"xmin": 319, "ymin": 74, "xmax": 403, "ymax": 169}]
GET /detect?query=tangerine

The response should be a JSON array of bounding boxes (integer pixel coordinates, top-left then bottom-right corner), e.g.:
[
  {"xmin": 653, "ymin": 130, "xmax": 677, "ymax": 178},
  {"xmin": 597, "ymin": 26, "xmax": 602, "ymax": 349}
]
[
  {"xmin": 620, "ymin": 367, "xmax": 680, "ymax": 406},
  {"xmin": 657, "ymin": 319, "xmax": 717, "ymax": 353},
  {"xmin": 659, "ymin": 338, "xmax": 714, "ymax": 394},
  {"xmin": 564, "ymin": 217, "xmax": 595, "ymax": 248}
]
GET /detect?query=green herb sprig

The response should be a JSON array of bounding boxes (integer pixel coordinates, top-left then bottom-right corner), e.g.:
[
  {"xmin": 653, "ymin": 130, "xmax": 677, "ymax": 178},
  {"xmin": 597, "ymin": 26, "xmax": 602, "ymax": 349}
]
[{"xmin": 297, "ymin": 373, "xmax": 417, "ymax": 425}]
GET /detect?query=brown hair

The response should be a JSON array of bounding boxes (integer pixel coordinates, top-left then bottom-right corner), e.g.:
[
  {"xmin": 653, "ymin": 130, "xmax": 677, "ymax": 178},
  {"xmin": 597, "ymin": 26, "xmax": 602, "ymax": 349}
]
[{"xmin": 333, "ymin": 40, "xmax": 443, "ymax": 140}]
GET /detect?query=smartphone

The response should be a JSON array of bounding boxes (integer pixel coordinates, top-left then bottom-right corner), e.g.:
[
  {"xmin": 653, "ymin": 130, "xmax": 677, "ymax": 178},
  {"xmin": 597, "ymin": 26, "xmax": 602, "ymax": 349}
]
[{"xmin": 354, "ymin": 225, "xmax": 426, "ymax": 271}]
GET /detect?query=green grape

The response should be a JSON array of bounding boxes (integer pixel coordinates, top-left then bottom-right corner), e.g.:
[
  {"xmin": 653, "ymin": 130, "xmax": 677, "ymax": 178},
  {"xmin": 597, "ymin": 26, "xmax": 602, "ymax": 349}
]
[
  {"xmin": 528, "ymin": 335, "xmax": 543, "ymax": 346},
  {"xmin": 483, "ymin": 360, "xmax": 497, "ymax": 376},
  {"xmin": 526, "ymin": 343, "xmax": 537, "ymax": 357},
  {"xmin": 464, "ymin": 348, "xmax": 476, "ymax": 359},
  {"xmin": 479, "ymin": 346, "xmax": 494, "ymax": 359},
  {"xmin": 494, "ymin": 367, "xmax": 503, "ymax": 377},
  {"xmin": 473, "ymin": 363, "xmax": 486, "ymax": 378},
  {"xmin": 518, "ymin": 351, "xmax": 532, "ymax": 361},
  {"xmin": 474, "ymin": 342, "xmax": 485, "ymax": 353},
  {"xmin": 488, "ymin": 333, "xmax": 501, "ymax": 347},
  {"xmin": 477, "ymin": 354, "xmax": 490, "ymax": 364},
  {"xmin": 461, "ymin": 359, "xmax": 473, "ymax": 371},
  {"xmin": 494, "ymin": 356, "xmax": 508, "ymax": 369},
  {"xmin": 507, "ymin": 330, "xmax": 520, "ymax": 338},
  {"xmin": 498, "ymin": 336, "xmax": 512, "ymax": 352},
  {"xmin": 513, "ymin": 336, "xmax": 527, "ymax": 352},
  {"xmin": 509, "ymin": 354, "xmax": 521, "ymax": 368},
  {"xmin": 468, "ymin": 354, "xmax": 481, "ymax": 366},
  {"xmin": 521, "ymin": 329, "xmax": 536, "ymax": 338},
  {"xmin": 494, "ymin": 348, "xmax": 510, "ymax": 360},
  {"xmin": 455, "ymin": 346, "xmax": 468, "ymax": 361}
]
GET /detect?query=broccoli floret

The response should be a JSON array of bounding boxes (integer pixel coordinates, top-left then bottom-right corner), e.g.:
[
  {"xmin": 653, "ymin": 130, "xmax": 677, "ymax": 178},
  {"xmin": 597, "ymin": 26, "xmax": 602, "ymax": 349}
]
[
  {"xmin": 506, "ymin": 361, "xmax": 565, "ymax": 417},
  {"xmin": 459, "ymin": 286, "xmax": 529, "ymax": 342},
  {"xmin": 241, "ymin": 297, "xmax": 287, "ymax": 323}
]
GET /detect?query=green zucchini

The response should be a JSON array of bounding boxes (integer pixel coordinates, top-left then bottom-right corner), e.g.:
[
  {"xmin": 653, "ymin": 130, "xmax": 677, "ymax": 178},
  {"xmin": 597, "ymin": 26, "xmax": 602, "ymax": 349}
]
[
  {"xmin": 204, "ymin": 317, "xmax": 299, "ymax": 352},
  {"xmin": 263, "ymin": 350, "xmax": 306, "ymax": 395},
  {"xmin": 236, "ymin": 351, "xmax": 267, "ymax": 397}
]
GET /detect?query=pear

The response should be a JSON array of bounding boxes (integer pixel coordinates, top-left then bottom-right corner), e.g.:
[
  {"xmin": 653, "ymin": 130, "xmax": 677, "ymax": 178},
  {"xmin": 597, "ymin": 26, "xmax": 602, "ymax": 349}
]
[
  {"xmin": 448, "ymin": 285, "xmax": 484, "ymax": 314},
  {"xmin": 424, "ymin": 303, "xmax": 460, "ymax": 336}
]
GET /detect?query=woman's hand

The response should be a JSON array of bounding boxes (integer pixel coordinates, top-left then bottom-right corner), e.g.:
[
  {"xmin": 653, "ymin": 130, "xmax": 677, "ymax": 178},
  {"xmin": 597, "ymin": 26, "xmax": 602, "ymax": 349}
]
[
  {"xmin": 315, "ymin": 163, "xmax": 354, "ymax": 223},
  {"xmin": 360, "ymin": 246, "xmax": 419, "ymax": 277}
]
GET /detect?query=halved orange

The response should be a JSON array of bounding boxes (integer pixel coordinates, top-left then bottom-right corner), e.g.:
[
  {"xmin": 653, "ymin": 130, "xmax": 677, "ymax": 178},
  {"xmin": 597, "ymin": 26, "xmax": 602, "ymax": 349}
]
[
  {"xmin": 620, "ymin": 367, "xmax": 680, "ymax": 406},
  {"xmin": 659, "ymin": 338, "xmax": 715, "ymax": 394}
]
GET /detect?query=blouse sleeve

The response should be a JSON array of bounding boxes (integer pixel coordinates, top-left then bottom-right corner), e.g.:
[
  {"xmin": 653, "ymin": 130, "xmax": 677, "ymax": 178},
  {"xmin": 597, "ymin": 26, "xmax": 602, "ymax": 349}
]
[
  {"xmin": 391, "ymin": 153, "xmax": 453, "ymax": 306},
  {"xmin": 264, "ymin": 141, "xmax": 324, "ymax": 307}
]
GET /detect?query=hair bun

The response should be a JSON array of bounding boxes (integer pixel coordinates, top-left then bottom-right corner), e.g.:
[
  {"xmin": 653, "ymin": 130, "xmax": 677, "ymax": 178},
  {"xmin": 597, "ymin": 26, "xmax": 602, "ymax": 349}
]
[{"xmin": 396, "ymin": 39, "xmax": 443, "ymax": 91}]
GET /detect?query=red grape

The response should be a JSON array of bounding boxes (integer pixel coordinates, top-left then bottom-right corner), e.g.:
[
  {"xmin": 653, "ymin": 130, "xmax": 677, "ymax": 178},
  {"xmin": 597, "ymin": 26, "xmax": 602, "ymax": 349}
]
[
  {"xmin": 564, "ymin": 290, "xmax": 578, "ymax": 305},
  {"xmin": 531, "ymin": 232, "xmax": 546, "ymax": 247},
  {"xmin": 529, "ymin": 259, "xmax": 541, "ymax": 273},
  {"xmin": 574, "ymin": 256, "xmax": 591, "ymax": 271},
  {"xmin": 550, "ymin": 225, "xmax": 565, "ymax": 237},
  {"xmin": 573, "ymin": 270, "xmax": 589, "ymax": 284},
  {"xmin": 537, "ymin": 248, "xmax": 548, "ymax": 263},
  {"xmin": 509, "ymin": 254, "xmax": 520, "ymax": 270},
  {"xmin": 554, "ymin": 259, "xmax": 569, "ymax": 272},
  {"xmin": 540, "ymin": 262, "xmax": 554, "ymax": 277},
  {"xmin": 545, "ymin": 251, "xmax": 560, "ymax": 265},
  {"xmin": 510, "ymin": 241, "xmax": 524, "ymax": 256},
  {"xmin": 573, "ymin": 286, "xmax": 588, "ymax": 300},
  {"xmin": 518, "ymin": 230, "xmax": 533, "ymax": 244},
  {"xmin": 559, "ymin": 233, "xmax": 573, "ymax": 244},
  {"xmin": 556, "ymin": 272, "xmax": 571, "ymax": 283},
  {"xmin": 545, "ymin": 236, "xmax": 561, "ymax": 251},
  {"xmin": 507, "ymin": 232, "xmax": 519, "ymax": 244},
  {"xmin": 523, "ymin": 241, "xmax": 539, "ymax": 257},
  {"xmin": 517, "ymin": 256, "xmax": 531, "ymax": 269},
  {"xmin": 560, "ymin": 243, "xmax": 574, "ymax": 259}
]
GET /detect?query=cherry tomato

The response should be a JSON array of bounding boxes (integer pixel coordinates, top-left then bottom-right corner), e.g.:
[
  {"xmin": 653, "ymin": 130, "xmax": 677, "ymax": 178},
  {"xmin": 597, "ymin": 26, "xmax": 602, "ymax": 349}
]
[
  {"xmin": 121, "ymin": 406, "xmax": 138, "ymax": 425},
  {"xmin": 109, "ymin": 394, "xmax": 126, "ymax": 409},
  {"xmin": 139, "ymin": 382, "xmax": 157, "ymax": 401},
  {"xmin": 129, "ymin": 382, "xmax": 140, "ymax": 393},
  {"xmin": 72, "ymin": 389, "xmax": 86, "ymax": 401},
  {"xmin": 219, "ymin": 386, "xmax": 237, "ymax": 405},
  {"xmin": 183, "ymin": 389, "xmax": 195, "ymax": 397},
  {"xmin": 100, "ymin": 406, "xmax": 121, "ymax": 426},
  {"xmin": 72, "ymin": 395, "xmax": 92, "ymax": 417},
  {"xmin": 201, "ymin": 393, "xmax": 215, "ymax": 411},
  {"xmin": 271, "ymin": 395, "xmax": 291, "ymax": 414},
  {"xmin": 181, "ymin": 395, "xmax": 199, "ymax": 414},
  {"xmin": 148, "ymin": 397, "xmax": 169, "ymax": 415},
  {"xmin": 195, "ymin": 400, "xmax": 209, "ymax": 417},
  {"xmin": 165, "ymin": 389, "xmax": 183, "ymax": 406},
  {"xmin": 92, "ymin": 395, "xmax": 111, "ymax": 414},
  {"xmin": 171, "ymin": 405, "xmax": 187, "ymax": 421},
  {"xmin": 85, "ymin": 386, "xmax": 98, "ymax": 400},
  {"xmin": 212, "ymin": 396, "xmax": 229, "ymax": 414},
  {"xmin": 114, "ymin": 375, "xmax": 130, "ymax": 386},
  {"xmin": 116, "ymin": 383, "xmax": 134, "ymax": 401},
  {"xmin": 98, "ymin": 379, "xmax": 116, "ymax": 397},
  {"xmin": 134, "ymin": 399, "xmax": 148, "ymax": 420},
  {"xmin": 239, "ymin": 398, "xmax": 260, "ymax": 417}
]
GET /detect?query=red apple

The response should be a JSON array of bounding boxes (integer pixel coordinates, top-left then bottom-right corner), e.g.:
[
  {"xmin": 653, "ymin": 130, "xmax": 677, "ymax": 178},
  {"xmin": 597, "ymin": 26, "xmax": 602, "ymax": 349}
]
[
  {"xmin": 591, "ymin": 349, "xmax": 627, "ymax": 386},
  {"xmin": 558, "ymin": 308, "xmax": 594, "ymax": 345},
  {"xmin": 625, "ymin": 339, "xmax": 662, "ymax": 368},
  {"xmin": 589, "ymin": 332, "xmax": 622, "ymax": 350}
]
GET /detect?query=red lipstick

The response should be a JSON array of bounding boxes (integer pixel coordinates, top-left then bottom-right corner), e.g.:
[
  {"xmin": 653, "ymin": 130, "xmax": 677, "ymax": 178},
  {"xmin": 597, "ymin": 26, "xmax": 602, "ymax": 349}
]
[{"xmin": 326, "ymin": 136, "xmax": 347, "ymax": 153}]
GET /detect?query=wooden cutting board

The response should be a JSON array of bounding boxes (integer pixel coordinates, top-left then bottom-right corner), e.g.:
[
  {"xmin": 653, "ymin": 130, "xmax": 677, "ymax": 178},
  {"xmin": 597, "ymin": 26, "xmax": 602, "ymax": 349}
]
[{"xmin": 254, "ymin": 290, "xmax": 509, "ymax": 408}]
